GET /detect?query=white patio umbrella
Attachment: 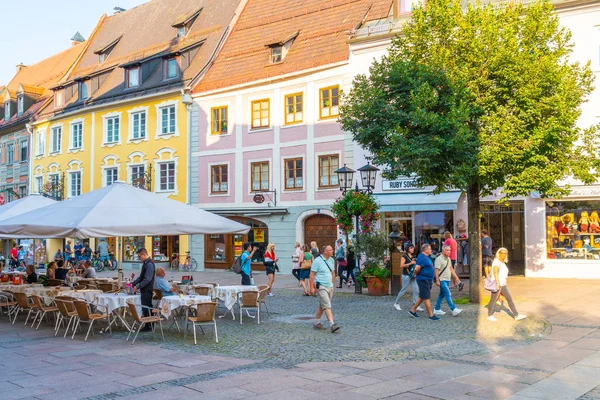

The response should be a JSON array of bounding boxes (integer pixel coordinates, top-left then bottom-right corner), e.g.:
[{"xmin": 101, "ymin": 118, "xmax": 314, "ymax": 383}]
[
  {"xmin": 0, "ymin": 182, "xmax": 249, "ymax": 285},
  {"xmin": 0, "ymin": 182, "xmax": 249, "ymax": 238},
  {"xmin": 0, "ymin": 194, "xmax": 57, "ymax": 238}
]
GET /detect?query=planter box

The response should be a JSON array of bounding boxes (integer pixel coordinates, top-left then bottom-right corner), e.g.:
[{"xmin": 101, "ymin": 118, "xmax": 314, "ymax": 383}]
[{"xmin": 365, "ymin": 276, "xmax": 390, "ymax": 296}]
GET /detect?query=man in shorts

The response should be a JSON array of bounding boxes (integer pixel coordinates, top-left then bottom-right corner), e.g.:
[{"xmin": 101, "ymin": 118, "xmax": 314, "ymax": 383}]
[
  {"xmin": 409, "ymin": 244, "xmax": 440, "ymax": 321},
  {"xmin": 310, "ymin": 245, "xmax": 340, "ymax": 332}
]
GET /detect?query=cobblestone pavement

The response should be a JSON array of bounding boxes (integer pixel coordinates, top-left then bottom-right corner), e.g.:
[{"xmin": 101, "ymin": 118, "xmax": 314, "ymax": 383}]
[{"xmin": 1, "ymin": 272, "xmax": 599, "ymax": 399}]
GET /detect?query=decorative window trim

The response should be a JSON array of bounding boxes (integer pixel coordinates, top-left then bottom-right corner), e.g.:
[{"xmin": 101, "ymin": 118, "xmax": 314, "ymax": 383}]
[
  {"xmin": 47, "ymin": 162, "xmax": 60, "ymax": 174},
  {"xmin": 34, "ymin": 130, "xmax": 45, "ymax": 158},
  {"xmin": 315, "ymin": 151, "xmax": 341, "ymax": 191},
  {"xmin": 6, "ymin": 143, "xmax": 15, "ymax": 165},
  {"xmin": 19, "ymin": 139, "xmax": 28, "ymax": 164},
  {"xmin": 248, "ymin": 159, "xmax": 271, "ymax": 194},
  {"xmin": 282, "ymin": 156, "xmax": 305, "ymax": 191},
  {"xmin": 154, "ymin": 159, "xmax": 179, "ymax": 196},
  {"xmin": 102, "ymin": 112, "xmax": 122, "ymax": 147},
  {"xmin": 67, "ymin": 160, "xmax": 84, "ymax": 198},
  {"xmin": 127, "ymin": 106, "xmax": 149, "ymax": 143},
  {"xmin": 208, "ymin": 162, "xmax": 230, "ymax": 196},
  {"xmin": 68, "ymin": 118, "xmax": 85, "ymax": 153},
  {"xmin": 125, "ymin": 151, "xmax": 148, "ymax": 184},
  {"xmin": 210, "ymin": 106, "xmax": 229, "ymax": 135},
  {"xmin": 154, "ymin": 100, "xmax": 179, "ymax": 139},
  {"xmin": 250, "ymin": 98, "xmax": 271, "ymax": 130},
  {"xmin": 100, "ymin": 155, "xmax": 121, "ymax": 187},
  {"xmin": 49, "ymin": 123, "xmax": 64, "ymax": 155},
  {"xmin": 283, "ymin": 92, "xmax": 304, "ymax": 125},
  {"xmin": 33, "ymin": 174, "xmax": 44, "ymax": 194},
  {"xmin": 318, "ymin": 84, "xmax": 341, "ymax": 121}
]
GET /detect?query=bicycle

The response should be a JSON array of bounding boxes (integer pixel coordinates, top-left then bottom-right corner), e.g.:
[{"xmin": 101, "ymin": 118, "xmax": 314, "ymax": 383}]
[{"xmin": 171, "ymin": 252, "xmax": 197, "ymax": 272}]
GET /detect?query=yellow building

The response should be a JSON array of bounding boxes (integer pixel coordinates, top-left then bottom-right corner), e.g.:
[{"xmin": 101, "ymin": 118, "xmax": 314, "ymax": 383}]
[{"xmin": 30, "ymin": 0, "xmax": 245, "ymax": 269}]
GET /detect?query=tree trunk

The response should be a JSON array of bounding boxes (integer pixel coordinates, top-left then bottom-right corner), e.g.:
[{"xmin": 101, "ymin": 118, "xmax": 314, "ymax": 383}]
[{"xmin": 467, "ymin": 182, "xmax": 482, "ymax": 303}]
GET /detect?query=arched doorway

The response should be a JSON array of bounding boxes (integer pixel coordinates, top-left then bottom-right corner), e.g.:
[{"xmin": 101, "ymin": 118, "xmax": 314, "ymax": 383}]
[{"xmin": 304, "ymin": 214, "xmax": 337, "ymax": 251}]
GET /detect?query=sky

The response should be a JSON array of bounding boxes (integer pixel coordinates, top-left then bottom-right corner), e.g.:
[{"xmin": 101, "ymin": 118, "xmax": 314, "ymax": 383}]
[{"xmin": 0, "ymin": 0, "xmax": 150, "ymax": 86}]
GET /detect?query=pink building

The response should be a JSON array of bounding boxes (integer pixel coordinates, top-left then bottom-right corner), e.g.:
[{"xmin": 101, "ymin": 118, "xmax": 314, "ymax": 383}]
[{"xmin": 189, "ymin": 0, "xmax": 393, "ymax": 272}]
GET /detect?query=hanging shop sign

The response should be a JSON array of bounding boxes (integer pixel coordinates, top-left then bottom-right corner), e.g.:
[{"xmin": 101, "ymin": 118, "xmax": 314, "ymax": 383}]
[{"xmin": 253, "ymin": 228, "xmax": 265, "ymax": 243}]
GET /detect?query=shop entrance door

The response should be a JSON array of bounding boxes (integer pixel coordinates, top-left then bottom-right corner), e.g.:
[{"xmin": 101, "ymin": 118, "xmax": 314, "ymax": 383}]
[
  {"xmin": 481, "ymin": 202, "xmax": 525, "ymax": 275},
  {"xmin": 304, "ymin": 214, "xmax": 337, "ymax": 250}
]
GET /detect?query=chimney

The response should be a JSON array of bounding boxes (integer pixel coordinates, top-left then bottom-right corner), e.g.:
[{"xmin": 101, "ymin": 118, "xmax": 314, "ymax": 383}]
[
  {"xmin": 114, "ymin": 7, "xmax": 126, "ymax": 14},
  {"xmin": 70, "ymin": 32, "xmax": 85, "ymax": 46},
  {"xmin": 16, "ymin": 63, "xmax": 27, "ymax": 73},
  {"xmin": 393, "ymin": 0, "xmax": 401, "ymax": 18}
]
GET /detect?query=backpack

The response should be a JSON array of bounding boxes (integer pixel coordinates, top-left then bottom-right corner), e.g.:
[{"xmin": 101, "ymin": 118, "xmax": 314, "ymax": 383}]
[{"xmin": 232, "ymin": 256, "xmax": 242, "ymax": 274}]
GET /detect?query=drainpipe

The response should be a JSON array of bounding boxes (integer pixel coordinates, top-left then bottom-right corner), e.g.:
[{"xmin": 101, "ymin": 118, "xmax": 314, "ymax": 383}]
[
  {"xmin": 25, "ymin": 123, "xmax": 33, "ymax": 196},
  {"xmin": 181, "ymin": 88, "xmax": 194, "ymax": 265}
]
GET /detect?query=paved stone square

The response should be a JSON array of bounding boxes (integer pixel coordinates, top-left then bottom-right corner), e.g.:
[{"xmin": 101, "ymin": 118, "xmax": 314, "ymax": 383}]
[{"xmin": 0, "ymin": 271, "xmax": 599, "ymax": 399}]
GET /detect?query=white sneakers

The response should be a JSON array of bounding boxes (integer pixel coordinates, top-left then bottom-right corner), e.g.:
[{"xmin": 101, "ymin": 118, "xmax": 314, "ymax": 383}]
[
  {"xmin": 487, "ymin": 315, "xmax": 498, "ymax": 322},
  {"xmin": 515, "ymin": 314, "xmax": 527, "ymax": 321},
  {"xmin": 416, "ymin": 306, "xmax": 425, "ymax": 312},
  {"xmin": 433, "ymin": 309, "xmax": 446, "ymax": 316},
  {"xmin": 393, "ymin": 303, "xmax": 401, "ymax": 311},
  {"xmin": 452, "ymin": 308, "xmax": 463, "ymax": 317}
]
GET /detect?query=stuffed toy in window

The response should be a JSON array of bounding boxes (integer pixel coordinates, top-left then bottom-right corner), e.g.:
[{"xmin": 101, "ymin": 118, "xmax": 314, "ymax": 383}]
[
  {"xmin": 590, "ymin": 211, "xmax": 600, "ymax": 233},
  {"xmin": 579, "ymin": 211, "xmax": 590, "ymax": 233}
]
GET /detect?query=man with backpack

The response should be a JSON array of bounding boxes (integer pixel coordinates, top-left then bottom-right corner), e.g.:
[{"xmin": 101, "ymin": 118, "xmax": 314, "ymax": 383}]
[{"xmin": 240, "ymin": 243, "xmax": 257, "ymax": 285}]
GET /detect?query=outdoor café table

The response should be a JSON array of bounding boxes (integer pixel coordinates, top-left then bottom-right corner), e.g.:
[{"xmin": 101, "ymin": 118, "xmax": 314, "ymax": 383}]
[
  {"xmin": 158, "ymin": 294, "xmax": 211, "ymax": 338},
  {"xmin": 60, "ymin": 289, "xmax": 103, "ymax": 303},
  {"xmin": 213, "ymin": 285, "xmax": 258, "ymax": 320},
  {"xmin": 176, "ymin": 283, "xmax": 214, "ymax": 297},
  {"xmin": 94, "ymin": 293, "xmax": 140, "ymax": 331},
  {"xmin": 0, "ymin": 283, "xmax": 32, "ymax": 294},
  {"xmin": 25, "ymin": 286, "xmax": 72, "ymax": 305}
]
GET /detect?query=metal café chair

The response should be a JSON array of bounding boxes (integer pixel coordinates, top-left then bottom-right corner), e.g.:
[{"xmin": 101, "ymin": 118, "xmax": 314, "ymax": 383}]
[
  {"xmin": 126, "ymin": 302, "xmax": 164, "ymax": 345},
  {"xmin": 188, "ymin": 302, "xmax": 218, "ymax": 344},
  {"xmin": 55, "ymin": 297, "xmax": 78, "ymax": 338},
  {"xmin": 72, "ymin": 299, "xmax": 111, "ymax": 342},
  {"xmin": 0, "ymin": 291, "xmax": 17, "ymax": 319},
  {"xmin": 30, "ymin": 295, "xmax": 59, "ymax": 330},
  {"xmin": 12, "ymin": 292, "xmax": 37, "ymax": 325},
  {"xmin": 237, "ymin": 291, "xmax": 260, "ymax": 325}
]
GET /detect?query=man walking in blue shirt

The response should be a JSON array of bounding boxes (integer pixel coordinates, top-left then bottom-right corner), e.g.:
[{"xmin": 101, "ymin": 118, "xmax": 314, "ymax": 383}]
[
  {"xmin": 240, "ymin": 243, "xmax": 257, "ymax": 285},
  {"xmin": 310, "ymin": 245, "xmax": 340, "ymax": 332},
  {"xmin": 410, "ymin": 244, "xmax": 440, "ymax": 321}
]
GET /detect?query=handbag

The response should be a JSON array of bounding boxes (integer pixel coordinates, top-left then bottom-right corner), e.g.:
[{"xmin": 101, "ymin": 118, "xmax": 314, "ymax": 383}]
[
  {"xmin": 301, "ymin": 259, "xmax": 312, "ymax": 270},
  {"xmin": 292, "ymin": 255, "xmax": 300, "ymax": 263},
  {"xmin": 337, "ymin": 259, "xmax": 348, "ymax": 267},
  {"xmin": 484, "ymin": 276, "xmax": 498, "ymax": 292}
]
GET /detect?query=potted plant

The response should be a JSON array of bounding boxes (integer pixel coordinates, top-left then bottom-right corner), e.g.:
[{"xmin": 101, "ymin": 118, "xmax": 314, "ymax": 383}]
[{"xmin": 355, "ymin": 231, "xmax": 391, "ymax": 296}]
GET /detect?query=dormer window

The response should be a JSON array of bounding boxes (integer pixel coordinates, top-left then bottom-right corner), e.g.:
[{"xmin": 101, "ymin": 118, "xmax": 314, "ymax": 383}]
[
  {"xmin": 4, "ymin": 102, "xmax": 9, "ymax": 121},
  {"xmin": 126, "ymin": 67, "xmax": 140, "ymax": 88},
  {"xmin": 164, "ymin": 57, "xmax": 178, "ymax": 80},
  {"xmin": 271, "ymin": 47, "xmax": 282, "ymax": 64},
  {"xmin": 17, "ymin": 95, "xmax": 24, "ymax": 116},
  {"xmin": 94, "ymin": 36, "xmax": 122, "ymax": 64},
  {"xmin": 55, "ymin": 90, "xmax": 64, "ymax": 107},
  {"xmin": 79, "ymin": 81, "xmax": 89, "ymax": 100},
  {"xmin": 99, "ymin": 53, "xmax": 107, "ymax": 63},
  {"xmin": 266, "ymin": 31, "xmax": 298, "ymax": 64},
  {"xmin": 173, "ymin": 8, "xmax": 201, "ymax": 39}
]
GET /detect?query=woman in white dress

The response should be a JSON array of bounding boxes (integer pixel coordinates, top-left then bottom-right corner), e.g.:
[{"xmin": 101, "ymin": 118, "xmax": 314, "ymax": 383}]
[{"xmin": 487, "ymin": 247, "xmax": 527, "ymax": 322}]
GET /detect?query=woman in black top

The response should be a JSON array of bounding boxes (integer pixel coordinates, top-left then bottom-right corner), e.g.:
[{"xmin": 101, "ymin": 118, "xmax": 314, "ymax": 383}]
[{"xmin": 393, "ymin": 244, "xmax": 421, "ymax": 311}]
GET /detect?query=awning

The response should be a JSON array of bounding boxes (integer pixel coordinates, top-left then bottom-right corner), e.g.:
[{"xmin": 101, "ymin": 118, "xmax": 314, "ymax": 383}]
[{"xmin": 376, "ymin": 191, "xmax": 462, "ymax": 212}]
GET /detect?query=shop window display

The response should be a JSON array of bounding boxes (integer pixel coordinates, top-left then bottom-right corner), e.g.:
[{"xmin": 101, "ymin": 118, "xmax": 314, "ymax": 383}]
[
  {"xmin": 203, "ymin": 217, "xmax": 266, "ymax": 265},
  {"xmin": 206, "ymin": 234, "xmax": 226, "ymax": 262},
  {"xmin": 123, "ymin": 237, "xmax": 145, "ymax": 261},
  {"xmin": 546, "ymin": 201, "xmax": 600, "ymax": 260},
  {"xmin": 414, "ymin": 211, "xmax": 454, "ymax": 255}
]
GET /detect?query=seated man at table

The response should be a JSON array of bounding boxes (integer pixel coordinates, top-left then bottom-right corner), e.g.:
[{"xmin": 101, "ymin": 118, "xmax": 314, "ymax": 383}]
[
  {"xmin": 54, "ymin": 260, "xmax": 69, "ymax": 281},
  {"xmin": 81, "ymin": 260, "xmax": 97, "ymax": 278},
  {"xmin": 25, "ymin": 265, "xmax": 38, "ymax": 283},
  {"xmin": 154, "ymin": 267, "xmax": 176, "ymax": 297}
]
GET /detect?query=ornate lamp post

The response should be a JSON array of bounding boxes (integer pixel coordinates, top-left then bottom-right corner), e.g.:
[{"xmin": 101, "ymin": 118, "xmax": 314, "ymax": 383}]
[{"xmin": 335, "ymin": 162, "xmax": 379, "ymax": 294}]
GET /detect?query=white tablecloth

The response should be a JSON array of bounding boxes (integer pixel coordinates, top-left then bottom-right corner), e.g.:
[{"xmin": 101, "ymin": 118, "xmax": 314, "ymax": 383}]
[
  {"xmin": 158, "ymin": 295, "xmax": 211, "ymax": 318},
  {"xmin": 25, "ymin": 286, "xmax": 72, "ymax": 305},
  {"xmin": 94, "ymin": 293, "xmax": 139, "ymax": 314},
  {"xmin": 214, "ymin": 285, "xmax": 258, "ymax": 310},
  {"xmin": 60, "ymin": 289, "xmax": 103, "ymax": 303},
  {"xmin": 0, "ymin": 284, "xmax": 33, "ymax": 293},
  {"xmin": 176, "ymin": 283, "xmax": 214, "ymax": 297}
]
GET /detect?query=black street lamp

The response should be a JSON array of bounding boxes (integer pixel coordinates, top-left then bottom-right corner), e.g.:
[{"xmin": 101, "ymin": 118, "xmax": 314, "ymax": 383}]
[{"xmin": 334, "ymin": 162, "xmax": 379, "ymax": 294}]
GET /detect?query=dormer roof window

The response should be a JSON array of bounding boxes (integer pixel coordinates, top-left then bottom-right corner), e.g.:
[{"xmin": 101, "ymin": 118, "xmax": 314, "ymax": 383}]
[
  {"xmin": 94, "ymin": 36, "xmax": 122, "ymax": 63},
  {"xmin": 126, "ymin": 67, "xmax": 140, "ymax": 88},
  {"xmin": 173, "ymin": 8, "xmax": 202, "ymax": 38},
  {"xmin": 79, "ymin": 81, "xmax": 89, "ymax": 100},
  {"xmin": 17, "ymin": 95, "xmax": 24, "ymax": 116},
  {"xmin": 266, "ymin": 31, "xmax": 299, "ymax": 64},
  {"xmin": 55, "ymin": 90, "xmax": 64, "ymax": 107},
  {"xmin": 4, "ymin": 102, "xmax": 10, "ymax": 121}
]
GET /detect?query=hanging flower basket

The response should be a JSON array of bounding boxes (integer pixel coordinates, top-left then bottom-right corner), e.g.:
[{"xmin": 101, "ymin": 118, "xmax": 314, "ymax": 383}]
[{"xmin": 331, "ymin": 191, "xmax": 380, "ymax": 233}]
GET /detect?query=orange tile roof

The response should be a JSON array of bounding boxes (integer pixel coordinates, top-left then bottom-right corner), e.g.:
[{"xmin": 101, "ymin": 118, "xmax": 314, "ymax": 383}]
[
  {"xmin": 5, "ymin": 43, "xmax": 85, "ymax": 97},
  {"xmin": 19, "ymin": 84, "xmax": 45, "ymax": 96},
  {"xmin": 193, "ymin": 0, "xmax": 392, "ymax": 93}
]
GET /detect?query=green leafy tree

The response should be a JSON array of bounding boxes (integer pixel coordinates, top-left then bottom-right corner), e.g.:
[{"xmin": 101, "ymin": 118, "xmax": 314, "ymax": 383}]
[{"xmin": 339, "ymin": 0, "xmax": 600, "ymax": 302}]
